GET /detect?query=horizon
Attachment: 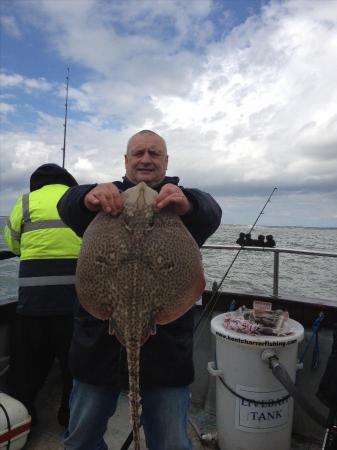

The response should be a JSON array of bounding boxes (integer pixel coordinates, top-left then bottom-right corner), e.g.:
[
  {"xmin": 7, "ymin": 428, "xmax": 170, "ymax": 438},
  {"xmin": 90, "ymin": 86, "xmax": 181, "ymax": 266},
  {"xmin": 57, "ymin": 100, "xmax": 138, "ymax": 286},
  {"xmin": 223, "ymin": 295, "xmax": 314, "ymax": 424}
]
[{"xmin": 1, "ymin": 215, "xmax": 337, "ymax": 230}]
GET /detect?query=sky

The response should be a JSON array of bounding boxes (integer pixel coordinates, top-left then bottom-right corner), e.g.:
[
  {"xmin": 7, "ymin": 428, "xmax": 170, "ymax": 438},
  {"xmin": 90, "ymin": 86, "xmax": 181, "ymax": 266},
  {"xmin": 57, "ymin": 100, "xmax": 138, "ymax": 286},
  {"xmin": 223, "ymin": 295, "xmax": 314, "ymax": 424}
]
[{"xmin": 1, "ymin": 0, "xmax": 337, "ymax": 227}]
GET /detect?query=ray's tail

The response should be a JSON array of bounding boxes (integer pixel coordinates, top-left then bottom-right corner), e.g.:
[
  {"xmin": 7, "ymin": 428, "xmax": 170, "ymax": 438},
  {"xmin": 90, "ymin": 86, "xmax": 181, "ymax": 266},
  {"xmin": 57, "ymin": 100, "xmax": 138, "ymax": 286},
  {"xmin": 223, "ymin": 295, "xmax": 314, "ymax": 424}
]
[{"xmin": 126, "ymin": 340, "xmax": 142, "ymax": 450}]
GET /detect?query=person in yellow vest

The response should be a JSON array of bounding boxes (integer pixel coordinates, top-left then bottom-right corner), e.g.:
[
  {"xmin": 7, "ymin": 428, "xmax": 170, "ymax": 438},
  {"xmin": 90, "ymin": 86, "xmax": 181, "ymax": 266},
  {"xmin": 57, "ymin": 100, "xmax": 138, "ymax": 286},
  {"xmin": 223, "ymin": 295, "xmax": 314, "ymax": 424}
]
[{"xmin": 4, "ymin": 163, "xmax": 82, "ymax": 427}]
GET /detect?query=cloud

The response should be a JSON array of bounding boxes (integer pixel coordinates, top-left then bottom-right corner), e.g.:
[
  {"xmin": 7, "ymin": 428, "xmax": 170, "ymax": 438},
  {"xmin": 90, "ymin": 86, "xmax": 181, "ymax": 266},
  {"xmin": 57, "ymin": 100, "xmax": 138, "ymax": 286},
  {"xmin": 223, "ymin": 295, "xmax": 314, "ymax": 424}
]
[
  {"xmin": 18, "ymin": 0, "xmax": 211, "ymax": 95},
  {"xmin": 0, "ymin": 15, "xmax": 21, "ymax": 38},
  {"xmin": 0, "ymin": 73, "xmax": 53, "ymax": 92},
  {"xmin": 151, "ymin": 0, "xmax": 337, "ymax": 192},
  {"xmin": 0, "ymin": 102, "xmax": 15, "ymax": 114},
  {"xmin": 1, "ymin": 0, "xmax": 337, "ymax": 227},
  {"xmin": 0, "ymin": 132, "xmax": 58, "ymax": 214}
]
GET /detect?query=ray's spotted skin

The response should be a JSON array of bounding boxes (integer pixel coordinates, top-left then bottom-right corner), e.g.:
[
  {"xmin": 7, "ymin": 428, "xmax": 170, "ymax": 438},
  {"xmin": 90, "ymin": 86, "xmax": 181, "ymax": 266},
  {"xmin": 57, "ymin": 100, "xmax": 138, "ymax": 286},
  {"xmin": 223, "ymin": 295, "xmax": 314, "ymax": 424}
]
[{"xmin": 75, "ymin": 182, "xmax": 205, "ymax": 449}]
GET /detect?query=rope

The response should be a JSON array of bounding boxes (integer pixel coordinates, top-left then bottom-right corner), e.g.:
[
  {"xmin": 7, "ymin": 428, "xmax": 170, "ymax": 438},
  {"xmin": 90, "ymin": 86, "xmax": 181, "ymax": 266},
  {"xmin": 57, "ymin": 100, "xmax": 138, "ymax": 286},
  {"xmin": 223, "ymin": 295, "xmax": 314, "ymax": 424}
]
[
  {"xmin": 0, "ymin": 402, "xmax": 12, "ymax": 450},
  {"xmin": 299, "ymin": 312, "xmax": 324, "ymax": 369},
  {"xmin": 214, "ymin": 353, "xmax": 290, "ymax": 406},
  {"xmin": 218, "ymin": 374, "xmax": 290, "ymax": 406}
]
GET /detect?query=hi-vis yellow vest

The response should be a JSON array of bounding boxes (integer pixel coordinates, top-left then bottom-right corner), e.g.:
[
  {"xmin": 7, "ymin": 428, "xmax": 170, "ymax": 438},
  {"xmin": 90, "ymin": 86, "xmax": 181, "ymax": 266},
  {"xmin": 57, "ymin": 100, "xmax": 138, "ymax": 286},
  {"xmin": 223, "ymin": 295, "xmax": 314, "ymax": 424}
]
[{"xmin": 5, "ymin": 184, "xmax": 81, "ymax": 260}]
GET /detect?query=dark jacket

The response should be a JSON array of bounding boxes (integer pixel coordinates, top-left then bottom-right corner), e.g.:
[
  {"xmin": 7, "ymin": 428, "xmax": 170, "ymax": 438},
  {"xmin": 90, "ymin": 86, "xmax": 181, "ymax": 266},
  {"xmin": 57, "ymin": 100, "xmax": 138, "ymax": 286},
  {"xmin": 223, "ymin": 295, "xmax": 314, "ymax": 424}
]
[{"xmin": 57, "ymin": 176, "xmax": 222, "ymax": 388}]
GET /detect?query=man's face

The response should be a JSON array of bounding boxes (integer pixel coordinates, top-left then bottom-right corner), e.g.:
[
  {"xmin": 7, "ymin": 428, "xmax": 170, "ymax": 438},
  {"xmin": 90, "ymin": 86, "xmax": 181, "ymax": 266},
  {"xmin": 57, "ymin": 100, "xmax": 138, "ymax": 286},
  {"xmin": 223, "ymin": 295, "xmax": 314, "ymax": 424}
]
[{"xmin": 125, "ymin": 134, "xmax": 168, "ymax": 187}]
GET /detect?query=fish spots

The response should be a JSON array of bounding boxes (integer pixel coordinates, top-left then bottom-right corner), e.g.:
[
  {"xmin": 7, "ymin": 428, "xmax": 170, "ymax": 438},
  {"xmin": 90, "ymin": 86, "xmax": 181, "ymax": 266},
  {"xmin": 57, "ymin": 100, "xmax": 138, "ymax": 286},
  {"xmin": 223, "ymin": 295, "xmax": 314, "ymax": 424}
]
[{"xmin": 75, "ymin": 182, "xmax": 205, "ymax": 449}]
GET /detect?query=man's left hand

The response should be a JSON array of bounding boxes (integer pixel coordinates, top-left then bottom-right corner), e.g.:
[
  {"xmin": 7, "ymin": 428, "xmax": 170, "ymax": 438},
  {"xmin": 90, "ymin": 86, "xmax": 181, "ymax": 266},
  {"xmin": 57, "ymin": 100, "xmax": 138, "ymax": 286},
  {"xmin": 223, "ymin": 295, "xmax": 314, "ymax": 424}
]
[{"xmin": 156, "ymin": 184, "xmax": 192, "ymax": 216}]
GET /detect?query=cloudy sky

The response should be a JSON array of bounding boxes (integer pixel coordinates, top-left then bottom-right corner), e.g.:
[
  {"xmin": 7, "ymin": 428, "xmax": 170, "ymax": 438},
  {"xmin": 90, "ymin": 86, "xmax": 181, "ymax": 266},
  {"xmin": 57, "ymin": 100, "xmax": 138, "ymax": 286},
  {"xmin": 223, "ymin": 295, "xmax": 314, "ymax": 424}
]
[{"xmin": 1, "ymin": 0, "xmax": 337, "ymax": 227}]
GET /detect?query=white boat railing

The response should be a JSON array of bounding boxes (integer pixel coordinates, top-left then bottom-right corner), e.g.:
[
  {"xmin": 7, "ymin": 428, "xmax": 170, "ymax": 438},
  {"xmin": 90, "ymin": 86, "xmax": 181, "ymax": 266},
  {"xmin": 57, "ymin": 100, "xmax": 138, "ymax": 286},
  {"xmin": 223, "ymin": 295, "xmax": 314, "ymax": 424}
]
[{"xmin": 202, "ymin": 245, "xmax": 337, "ymax": 298}]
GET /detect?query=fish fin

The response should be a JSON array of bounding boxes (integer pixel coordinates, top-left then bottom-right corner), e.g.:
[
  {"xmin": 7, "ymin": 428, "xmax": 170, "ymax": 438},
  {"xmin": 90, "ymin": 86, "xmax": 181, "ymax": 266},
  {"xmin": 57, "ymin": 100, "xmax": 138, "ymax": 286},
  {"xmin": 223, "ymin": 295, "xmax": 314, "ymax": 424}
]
[
  {"xmin": 155, "ymin": 273, "xmax": 206, "ymax": 325},
  {"xmin": 139, "ymin": 320, "xmax": 156, "ymax": 346},
  {"xmin": 108, "ymin": 318, "xmax": 127, "ymax": 346}
]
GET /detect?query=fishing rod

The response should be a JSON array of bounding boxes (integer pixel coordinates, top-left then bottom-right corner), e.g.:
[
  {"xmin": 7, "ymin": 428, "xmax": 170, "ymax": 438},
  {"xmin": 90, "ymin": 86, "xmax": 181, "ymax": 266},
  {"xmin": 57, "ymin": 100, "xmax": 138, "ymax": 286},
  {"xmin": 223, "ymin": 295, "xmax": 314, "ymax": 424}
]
[
  {"xmin": 194, "ymin": 186, "xmax": 278, "ymax": 333},
  {"xmin": 61, "ymin": 67, "xmax": 70, "ymax": 169}
]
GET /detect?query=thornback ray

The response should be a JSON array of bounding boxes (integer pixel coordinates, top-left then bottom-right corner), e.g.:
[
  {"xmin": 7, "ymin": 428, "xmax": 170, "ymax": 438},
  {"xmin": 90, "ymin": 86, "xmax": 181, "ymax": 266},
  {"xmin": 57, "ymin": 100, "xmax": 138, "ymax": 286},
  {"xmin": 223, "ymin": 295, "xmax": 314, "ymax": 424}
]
[{"xmin": 75, "ymin": 181, "xmax": 205, "ymax": 450}]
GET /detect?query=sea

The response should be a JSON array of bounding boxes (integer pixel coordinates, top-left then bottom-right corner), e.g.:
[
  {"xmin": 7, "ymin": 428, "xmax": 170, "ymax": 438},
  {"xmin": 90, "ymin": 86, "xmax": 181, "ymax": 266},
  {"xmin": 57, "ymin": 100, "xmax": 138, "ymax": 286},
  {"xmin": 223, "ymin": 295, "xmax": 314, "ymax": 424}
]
[{"xmin": 1, "ymin": 217, "xmax": 336, "ymax": 305}]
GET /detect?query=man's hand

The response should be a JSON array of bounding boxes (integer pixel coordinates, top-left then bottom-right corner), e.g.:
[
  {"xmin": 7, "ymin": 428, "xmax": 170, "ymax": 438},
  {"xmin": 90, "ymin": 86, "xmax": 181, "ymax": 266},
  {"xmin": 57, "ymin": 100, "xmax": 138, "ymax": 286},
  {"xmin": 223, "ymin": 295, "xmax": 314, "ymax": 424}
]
[
  {"xmin": 156, "ymin": 184, "xmax": 192, "ymax": 216},
  {"xmin": 84, "ymin": 183, "xmax": 123, "ymax": 216}
]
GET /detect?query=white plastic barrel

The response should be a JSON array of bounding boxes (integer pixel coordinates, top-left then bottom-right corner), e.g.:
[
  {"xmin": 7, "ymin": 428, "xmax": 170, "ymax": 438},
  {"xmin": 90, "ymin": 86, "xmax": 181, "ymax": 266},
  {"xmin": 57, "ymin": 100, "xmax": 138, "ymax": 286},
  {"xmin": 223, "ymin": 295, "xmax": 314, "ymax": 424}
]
[
  {"xmin": 0, "ymin": 393, "xmax": 31, "ymax": 450},
  {"xmin": 209, "ymin": 313, "xmax": 304, "ymax": 450}
]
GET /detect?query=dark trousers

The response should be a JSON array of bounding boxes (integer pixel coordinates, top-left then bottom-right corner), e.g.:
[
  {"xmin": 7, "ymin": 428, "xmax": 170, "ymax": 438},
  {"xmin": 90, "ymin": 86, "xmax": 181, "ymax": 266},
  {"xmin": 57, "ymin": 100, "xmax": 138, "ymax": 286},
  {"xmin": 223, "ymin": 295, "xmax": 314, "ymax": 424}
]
[{"xmin": 7, "ymin": 314, "xmax": 73, "ymax": 422}]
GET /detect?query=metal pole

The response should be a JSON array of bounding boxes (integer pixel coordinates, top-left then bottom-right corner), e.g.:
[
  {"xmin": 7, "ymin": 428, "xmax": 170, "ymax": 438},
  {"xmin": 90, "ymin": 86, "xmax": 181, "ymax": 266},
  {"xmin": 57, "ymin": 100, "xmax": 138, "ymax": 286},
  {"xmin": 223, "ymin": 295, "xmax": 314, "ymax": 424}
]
[
  {"xmin": 62, "ymin": 67, "xmax": 70, "ymax": 168},
  {"xmin": 273, "ymin": 250, "xmax": 279, "ymax": 297}
]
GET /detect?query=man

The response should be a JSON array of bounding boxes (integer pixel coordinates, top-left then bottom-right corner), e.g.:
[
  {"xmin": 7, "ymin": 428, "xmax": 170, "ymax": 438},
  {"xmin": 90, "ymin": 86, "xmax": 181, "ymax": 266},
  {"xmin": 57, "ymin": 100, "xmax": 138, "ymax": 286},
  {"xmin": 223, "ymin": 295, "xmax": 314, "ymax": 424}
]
[
  {"xmin": 58, "ymin": 130, "xmax": 222, "ymax": 450},
  {"xmin": 4, "ymin": 163, "xmax": 82, "ymax": 427}
]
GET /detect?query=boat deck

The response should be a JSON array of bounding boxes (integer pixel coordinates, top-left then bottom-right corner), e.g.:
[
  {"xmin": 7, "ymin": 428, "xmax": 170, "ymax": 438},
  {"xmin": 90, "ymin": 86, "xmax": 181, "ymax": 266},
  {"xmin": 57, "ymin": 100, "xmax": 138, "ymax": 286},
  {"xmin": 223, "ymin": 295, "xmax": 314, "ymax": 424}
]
[
  {"xmin": 20, "ymin": 363, "xmax": 322, "ymax": 450},
  {"xmin": 1, "ymin": 246, "xmax": 335, "ymax": 450}
]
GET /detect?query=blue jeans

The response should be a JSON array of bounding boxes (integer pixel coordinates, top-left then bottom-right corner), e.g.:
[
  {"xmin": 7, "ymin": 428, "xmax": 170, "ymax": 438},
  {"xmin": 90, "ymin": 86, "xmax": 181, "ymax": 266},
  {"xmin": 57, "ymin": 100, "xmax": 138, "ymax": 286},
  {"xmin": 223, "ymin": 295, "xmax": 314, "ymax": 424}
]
[{"xmin": 64, "ymin": 379, "xmax": 192, "ymax": 450}]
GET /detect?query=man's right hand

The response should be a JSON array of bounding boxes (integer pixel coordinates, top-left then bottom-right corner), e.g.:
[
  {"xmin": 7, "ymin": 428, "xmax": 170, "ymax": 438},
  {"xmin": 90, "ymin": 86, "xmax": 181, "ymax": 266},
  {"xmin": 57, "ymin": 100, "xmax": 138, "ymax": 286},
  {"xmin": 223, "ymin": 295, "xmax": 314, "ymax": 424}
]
[{"xmin": 84, "ymin": 183, "xmax": 123, "ymax": 216}]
